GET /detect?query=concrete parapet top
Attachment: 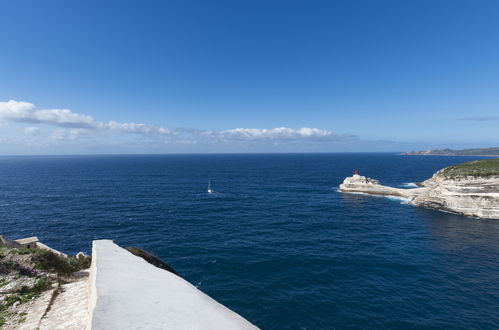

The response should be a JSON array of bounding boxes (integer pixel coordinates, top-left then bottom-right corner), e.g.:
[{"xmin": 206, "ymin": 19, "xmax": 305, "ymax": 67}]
[{"xmin": 89, "ymin": 240, "xmax": 258, "ymax": 330}]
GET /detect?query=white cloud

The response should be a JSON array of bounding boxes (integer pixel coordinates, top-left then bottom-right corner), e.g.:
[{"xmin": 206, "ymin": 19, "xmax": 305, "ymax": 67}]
[
  {"xmin": 0, "ymin": 100, "xmax": 172, "ymax": 135},
  {"xmin": 0, "ymin": 100, "xmax": 98, "ymax": 128},
  {"xmin": 1, "ymin": 100, "xmax": 355, "ymax": 149},
  {"xmin": 36, "ymin": 109, "xmax": 97, "ymax": 127},
  {"xmin": 218, "ymin": 127, "xmax": 333, "ymax": 140},
  {"xmin": 105, "ymin": 121, "xmax": 172, "ymax": 135},
  {"xmin": 23, "ymin": 126, "xmax": 41, "ymax": 135},
  {"xmin": 0, "ymin": 101, "xmax": 36, "ymax": 120},
  {"xmin": 51, "ymin": 128, "xmax": 90, "ymax": 141}
]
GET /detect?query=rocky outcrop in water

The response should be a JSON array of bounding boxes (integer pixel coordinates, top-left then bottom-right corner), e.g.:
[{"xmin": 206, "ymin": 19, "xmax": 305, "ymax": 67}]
[
  {"xmin": 339, "ymin": 174, "xmax": 424, "ymax": 198},
  {"xmin": 339, "ymin": 160, "xmax": 499, "ymax": 220}
]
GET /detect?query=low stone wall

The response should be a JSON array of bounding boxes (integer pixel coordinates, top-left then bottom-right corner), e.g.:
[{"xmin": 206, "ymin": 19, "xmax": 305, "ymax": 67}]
[{"xmin": 14, "ymin": 236, "xmax": 68, "ymax": 257}]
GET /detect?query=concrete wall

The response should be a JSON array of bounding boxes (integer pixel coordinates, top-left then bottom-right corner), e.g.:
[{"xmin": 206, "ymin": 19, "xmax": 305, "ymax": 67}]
[{"xmin": 87, "ymin": 240, "xmax": 258, "ymax": 330}]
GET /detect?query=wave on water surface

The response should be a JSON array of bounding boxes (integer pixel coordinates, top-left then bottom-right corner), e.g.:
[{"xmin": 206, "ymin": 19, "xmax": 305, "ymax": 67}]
[
  {"xmin": 340, "ymin": 190, "xmax": 410, "ymax": 204},
  {"xmin": 400, "ymin": 182, "xmax": 418, "ymax": 188}
]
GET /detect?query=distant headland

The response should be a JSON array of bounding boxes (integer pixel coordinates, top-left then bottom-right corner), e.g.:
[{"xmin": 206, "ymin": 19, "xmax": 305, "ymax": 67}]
[
  {"xmin": 339, "ymin": 158, "xmax": 499, "ymax": 219},
  {"xmin": 402, "ymin": 147, "xmax": 499, "ymax": 156}
]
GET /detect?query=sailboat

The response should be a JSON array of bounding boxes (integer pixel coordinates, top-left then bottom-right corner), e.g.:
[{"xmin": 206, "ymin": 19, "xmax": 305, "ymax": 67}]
[{"xmin": 207, "ymin": 180, "xmax": 214, "ymax": 194}]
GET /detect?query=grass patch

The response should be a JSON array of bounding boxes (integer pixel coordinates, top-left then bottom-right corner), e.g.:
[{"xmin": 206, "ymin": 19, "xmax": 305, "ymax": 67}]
[
  {"xmin": 19, "ymin": 277, "xmax": 52, "ymax": 296},
  {"xmin": 440, "ymin": 158, "xmax": 499, "ymax": 178},
  {"xmin": 0, "ymin": 310, "xmax": 11, "ymax": 327},
  {"xmin": 0, "ymin": 276, "xmax": 53, "ymax": 316},
  {"xmin": 11, "ymin": 248, "xmax": 34, "ymax": 255},
  {"xmin": 18, "ymin": 312, "xmax": 27, "ymax": 323}
]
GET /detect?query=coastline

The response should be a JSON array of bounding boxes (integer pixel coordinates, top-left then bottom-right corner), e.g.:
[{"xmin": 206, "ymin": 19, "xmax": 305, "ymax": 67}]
[
  {"xmin": 339, "ymin": 167, "xmax": 499, "ymax": 220},
  {"xmin": 401, "ymin": 154, "xmax": 499, "ymax": 157}
]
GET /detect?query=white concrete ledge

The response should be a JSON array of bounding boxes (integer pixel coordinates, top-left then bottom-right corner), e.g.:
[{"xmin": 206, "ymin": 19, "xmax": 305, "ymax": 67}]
[{"xmin": 88, "ymin": 240, "xmax": 258, "ymax": 330}]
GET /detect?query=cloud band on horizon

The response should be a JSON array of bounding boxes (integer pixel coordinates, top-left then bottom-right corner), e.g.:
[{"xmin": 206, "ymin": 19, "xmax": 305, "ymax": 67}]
[{"xmin": 0, "ymin": 100, "xmax": 354, "ymax": 145}]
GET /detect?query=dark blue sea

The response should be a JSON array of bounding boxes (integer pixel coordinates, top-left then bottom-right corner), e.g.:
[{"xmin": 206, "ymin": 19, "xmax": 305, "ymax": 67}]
[{"xmin": 1, "ymin": 153, "xmax": 498, "ymax": 329}]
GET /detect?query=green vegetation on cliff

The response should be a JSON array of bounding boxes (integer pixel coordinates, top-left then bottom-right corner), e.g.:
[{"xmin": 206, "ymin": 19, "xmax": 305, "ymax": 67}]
[
  {"xmin": 440, "ymin": 158, "xmax": 499, "ymax": 177},
  {"xmin": 32, "ymin": 249, "xmax": 90, "ymax": 276},
  {"xmin": 404, "ymin": 147, "xmax": 499, "ymax": 156}
]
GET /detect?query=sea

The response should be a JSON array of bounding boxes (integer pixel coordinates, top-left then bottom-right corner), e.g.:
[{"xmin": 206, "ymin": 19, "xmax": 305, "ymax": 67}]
[{"xmin": 1, "ymin": 153, "xmax": 498, "ymax": 329}]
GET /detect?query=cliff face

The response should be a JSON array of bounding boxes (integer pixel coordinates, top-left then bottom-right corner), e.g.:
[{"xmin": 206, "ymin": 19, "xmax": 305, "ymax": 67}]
[
  {"xmin": 339, "ymin": 172, "xmax": 499, "ymax": 220},
  {"xmin": 410, "ymin": 172, "xmax": 499, "ymax": 219}
]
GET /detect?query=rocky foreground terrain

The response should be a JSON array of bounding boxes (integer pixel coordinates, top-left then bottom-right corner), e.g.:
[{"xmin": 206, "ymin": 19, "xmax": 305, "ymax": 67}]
[
  {"xmin": 339, "ymin": 159, "xmax": 499, "ymax": 220},
  {"xmin": 0, "ymin": 236, "xmax": 90, "ymax": 329}
]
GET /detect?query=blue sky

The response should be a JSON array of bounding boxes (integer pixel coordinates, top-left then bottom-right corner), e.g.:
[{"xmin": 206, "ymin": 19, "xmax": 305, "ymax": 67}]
[{"xmin": 1, "ymin": 0, "xmax": 498, "ymax": 154}]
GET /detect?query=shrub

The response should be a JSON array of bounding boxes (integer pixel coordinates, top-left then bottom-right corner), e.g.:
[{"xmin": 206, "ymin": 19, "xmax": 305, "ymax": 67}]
[
  {"xmin": 32, "ymin": 250, "xmax": 90, "ymax": 276},
  {"xmin": 440, "ymin": 158, "xmax": 499, "ymax": 178}
]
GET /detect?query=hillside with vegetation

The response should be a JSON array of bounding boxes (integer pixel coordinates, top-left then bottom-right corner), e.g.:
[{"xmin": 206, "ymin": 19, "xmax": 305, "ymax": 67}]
[
  {"xmin": 403, "ymin": 147, "xmax": 499, "ymax": 156},
  {"xmin": 439, "ymin": 158, "xmax": 499, "ymax": 178}
]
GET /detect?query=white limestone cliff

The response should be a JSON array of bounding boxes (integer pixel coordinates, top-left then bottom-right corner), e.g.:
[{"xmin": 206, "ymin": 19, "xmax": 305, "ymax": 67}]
[
  {"xmin": 339, "ymin": 172, "xmax": 499, "ymax": 220},
  {"xmin": 410, "ymin": 171, "xmax": 499, "ymax": 219}
]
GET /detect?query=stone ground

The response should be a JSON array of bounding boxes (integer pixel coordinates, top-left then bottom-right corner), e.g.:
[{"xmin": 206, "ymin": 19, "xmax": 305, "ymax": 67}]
[
  {"xmin": 1, "ymin": 240, "xmax": 91, "ymax": 329},
  {"xmin": 4, "ymin": 288, "xmax": 55, "ymax": 330},
  {"xmin": 3, "ymin": 277, "xmax": 89, "ymax": 330},
  {"xmin": 39, "ymin": 278, "xmax": 89, "ymax": 330}
]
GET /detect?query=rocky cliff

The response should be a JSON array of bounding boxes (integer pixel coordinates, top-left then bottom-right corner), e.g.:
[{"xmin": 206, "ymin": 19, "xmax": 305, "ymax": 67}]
[
  {"xmin": 410, "ymin": 170, "xmax": 499, "ymax": 219},
  {"xmin": 339, "ymin": 159, "xmax": 499, "ymax": 220}
]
